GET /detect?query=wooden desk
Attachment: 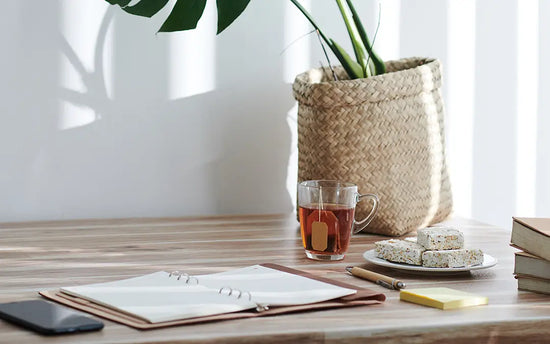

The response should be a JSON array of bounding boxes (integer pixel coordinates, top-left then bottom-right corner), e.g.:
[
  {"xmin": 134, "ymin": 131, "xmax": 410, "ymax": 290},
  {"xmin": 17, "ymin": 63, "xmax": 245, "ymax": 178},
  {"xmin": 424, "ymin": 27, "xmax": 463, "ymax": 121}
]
[{"xmin": 0, "ymin": 215, "xmax": 548, "ymax": 343}]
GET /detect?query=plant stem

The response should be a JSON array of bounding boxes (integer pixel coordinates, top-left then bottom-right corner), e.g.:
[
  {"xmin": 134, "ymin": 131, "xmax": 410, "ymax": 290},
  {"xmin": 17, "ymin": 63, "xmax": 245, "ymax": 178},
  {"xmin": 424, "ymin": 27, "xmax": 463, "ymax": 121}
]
[
  {"xmin": 316, "ymin": 30, "xmax": 338, "ymax": 81},
  {"xmin": 290, "ymin": 0, "xmax": 361, "ymax": 79},
  {"xmin": 335, "ymin": 0, "xmax": 367, "ymax": 77},
  {"xmin": 289, "ymin": 0, "xmax": 330, "ymax": 47},
  {"xmin": 346, "ymin": 0, "xmax": 385, "ymax": 75}
]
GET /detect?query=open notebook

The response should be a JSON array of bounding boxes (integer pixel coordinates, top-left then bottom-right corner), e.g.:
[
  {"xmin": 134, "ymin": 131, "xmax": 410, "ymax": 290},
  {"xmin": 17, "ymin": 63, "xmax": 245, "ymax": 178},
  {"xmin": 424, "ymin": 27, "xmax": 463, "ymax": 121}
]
[
  {"xmin": 41, "ymin": 263, "xmax": 385, "ymax": 329},
  {"xmin": 57, "ymin": 264, "xmax": 358, "ymax": 324}
]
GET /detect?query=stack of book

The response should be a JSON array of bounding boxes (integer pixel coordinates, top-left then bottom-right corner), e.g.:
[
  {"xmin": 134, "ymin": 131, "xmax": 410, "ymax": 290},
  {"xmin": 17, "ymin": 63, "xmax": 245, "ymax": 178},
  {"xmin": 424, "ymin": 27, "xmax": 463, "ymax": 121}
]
[{"xmin": 511, "ymin": 217, "xmax": 550, "ymax": 295}]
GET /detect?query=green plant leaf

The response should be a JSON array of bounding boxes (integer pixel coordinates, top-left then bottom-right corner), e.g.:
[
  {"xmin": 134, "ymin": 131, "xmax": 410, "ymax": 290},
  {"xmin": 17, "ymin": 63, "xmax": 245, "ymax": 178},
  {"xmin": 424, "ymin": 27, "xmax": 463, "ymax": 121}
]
[
  {"xmin": 159, "ymin": 0, "xmax": 207, "ymax": 32},
  {"xmin": 216, "ymin": 0, "xmax": 252, "ymax": 34},
  {"xmin": 368, "ymin": 59, "xmax": 375, "ymax": 76},
  {"xmin": 330, "ymin": 39, "xmax": 363, "ymax": 79},
  {"xmin": 290, "ymin": 1, "xmax": 362, "ymax": 79},
  {"xmin": 346, "ymin": 0, "xmax": 386, "ymax": 75},
  {"xmin": 335, "ymin": 0, "xmax": 367, "ymax": 76},
  {"xmin": 106, "ymin": 0, "xmax": 131, "ymax": 6},
  {"xmin": 122, "ymin": 0, "xmax": 169, "ymax": 18}
]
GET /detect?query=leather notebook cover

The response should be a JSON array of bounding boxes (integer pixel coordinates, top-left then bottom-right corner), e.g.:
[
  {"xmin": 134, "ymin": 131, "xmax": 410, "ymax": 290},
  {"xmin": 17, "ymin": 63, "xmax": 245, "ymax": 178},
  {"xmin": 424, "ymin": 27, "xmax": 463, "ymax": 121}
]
[{"xmin": 39, "ymin": 263, "xmax": 385, "ymax": 330}]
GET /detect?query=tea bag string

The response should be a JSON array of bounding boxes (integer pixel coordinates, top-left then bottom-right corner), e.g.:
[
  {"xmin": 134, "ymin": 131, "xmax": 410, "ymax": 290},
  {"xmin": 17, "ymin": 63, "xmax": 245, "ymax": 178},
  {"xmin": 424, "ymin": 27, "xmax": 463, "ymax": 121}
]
[{"xmin": 318, "ymin": 185, "xmax": 323, "ymax": 221}]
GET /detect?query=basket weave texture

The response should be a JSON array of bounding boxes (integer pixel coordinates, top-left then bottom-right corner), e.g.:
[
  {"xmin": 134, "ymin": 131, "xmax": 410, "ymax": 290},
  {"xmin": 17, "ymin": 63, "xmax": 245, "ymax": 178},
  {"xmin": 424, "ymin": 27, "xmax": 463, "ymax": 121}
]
[{"xmin": 293, "ymin": 57, "xmax": 453, "ymax": 236}]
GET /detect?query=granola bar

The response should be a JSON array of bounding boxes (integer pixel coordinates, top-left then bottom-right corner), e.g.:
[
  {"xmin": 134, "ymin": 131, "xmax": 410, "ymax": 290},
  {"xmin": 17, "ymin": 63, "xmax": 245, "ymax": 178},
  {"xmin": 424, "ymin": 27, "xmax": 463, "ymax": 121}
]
[
  {"xmin": 422, "ymin": 249, "xmax": 484, "ymax": 268},
  {"xmin": 375, "ymin": 239, "xmax": 426, "ymax": 266},
  {"xmin": 417, "ymin": 227, "xmax": 464, "ymax": 250}
]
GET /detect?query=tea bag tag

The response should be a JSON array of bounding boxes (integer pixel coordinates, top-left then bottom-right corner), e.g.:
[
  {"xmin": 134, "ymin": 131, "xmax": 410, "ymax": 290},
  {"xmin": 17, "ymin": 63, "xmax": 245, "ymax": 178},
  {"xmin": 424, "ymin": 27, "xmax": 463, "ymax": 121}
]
[{"xmin": 311, "ymin": 221, "xmax": 328, "ymax": 251}]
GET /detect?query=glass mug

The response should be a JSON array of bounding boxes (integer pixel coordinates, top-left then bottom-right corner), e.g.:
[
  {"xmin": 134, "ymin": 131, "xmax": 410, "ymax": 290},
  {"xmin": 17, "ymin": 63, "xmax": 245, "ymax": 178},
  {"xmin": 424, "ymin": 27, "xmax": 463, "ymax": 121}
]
[{"xmin": 298, "ymin": 180, "xmax": 379, "ymax": 261}]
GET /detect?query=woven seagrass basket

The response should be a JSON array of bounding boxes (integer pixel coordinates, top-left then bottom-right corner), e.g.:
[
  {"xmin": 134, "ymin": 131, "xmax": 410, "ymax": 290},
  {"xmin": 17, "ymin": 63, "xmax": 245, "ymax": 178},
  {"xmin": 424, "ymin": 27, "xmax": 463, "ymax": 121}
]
[{"xmin": 293, "ymin": 57, "xmax": 453, "ymax": 236}]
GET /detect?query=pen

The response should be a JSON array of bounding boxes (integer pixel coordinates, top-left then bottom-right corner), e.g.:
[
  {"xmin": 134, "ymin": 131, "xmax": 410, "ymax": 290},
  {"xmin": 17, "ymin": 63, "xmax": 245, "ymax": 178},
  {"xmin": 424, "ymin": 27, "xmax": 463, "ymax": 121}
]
[{"xmin": 346, "ymin": 266, "xmax": 406, "ymax": 290}]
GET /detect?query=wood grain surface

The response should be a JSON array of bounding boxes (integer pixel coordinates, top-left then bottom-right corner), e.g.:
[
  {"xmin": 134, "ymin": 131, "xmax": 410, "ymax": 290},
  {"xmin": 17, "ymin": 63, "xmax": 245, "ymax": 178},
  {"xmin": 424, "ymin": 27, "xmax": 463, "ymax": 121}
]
[{"xmin": 0, "ymin": 214, "xmax": 549, "ymax": 343}]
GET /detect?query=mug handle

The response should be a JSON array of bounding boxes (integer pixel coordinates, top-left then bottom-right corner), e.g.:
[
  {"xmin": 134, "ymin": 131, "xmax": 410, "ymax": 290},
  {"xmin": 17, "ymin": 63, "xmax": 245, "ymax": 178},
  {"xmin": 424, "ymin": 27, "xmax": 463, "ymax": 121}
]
[{"xmin": 353, "ymin": 193, "xmax": 379, "ymax": 234}]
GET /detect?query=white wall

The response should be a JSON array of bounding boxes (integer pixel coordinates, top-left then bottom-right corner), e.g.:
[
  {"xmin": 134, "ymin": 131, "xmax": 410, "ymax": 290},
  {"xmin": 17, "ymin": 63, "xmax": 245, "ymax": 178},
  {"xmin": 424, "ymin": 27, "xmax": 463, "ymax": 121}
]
[{"xmin": 1, "ymin": 0, "xmax": 549, "ymax": 229}]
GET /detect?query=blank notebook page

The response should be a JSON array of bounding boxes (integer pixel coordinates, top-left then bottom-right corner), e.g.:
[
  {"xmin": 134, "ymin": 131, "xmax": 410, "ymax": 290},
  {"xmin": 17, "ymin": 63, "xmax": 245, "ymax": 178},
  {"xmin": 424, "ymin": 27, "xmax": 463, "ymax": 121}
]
[
  {"xmin": 196, "ymin": 265, "xmax": 357, "ymax": 306},
  {"xmin": 60, "ymin": 272, "xmax": 258, "ymax": 323},
  {"xmin": 60, "ymin": 265, "xmax": 357, "ymax": 323}
]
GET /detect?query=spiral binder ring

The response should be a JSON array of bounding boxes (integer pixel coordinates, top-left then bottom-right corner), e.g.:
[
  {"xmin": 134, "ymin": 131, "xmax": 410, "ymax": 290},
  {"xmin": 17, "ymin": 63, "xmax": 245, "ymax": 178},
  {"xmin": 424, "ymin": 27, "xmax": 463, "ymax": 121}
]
[
  {"xmin": 218, "ymin": 286, "xmax": 253, "ymax": 301},
  {"xmin": 169, "ymin": 271, "xmax": 199, "ymax": 285},
  {"xmin": 218, "ymin": 287, "xmax": 268, "ymax": 312}
]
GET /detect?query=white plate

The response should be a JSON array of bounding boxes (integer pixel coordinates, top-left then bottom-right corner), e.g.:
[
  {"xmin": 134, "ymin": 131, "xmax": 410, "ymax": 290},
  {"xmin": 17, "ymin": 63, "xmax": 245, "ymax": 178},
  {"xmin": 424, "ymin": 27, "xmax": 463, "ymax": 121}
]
[{"xmin": 363, "ymin": 249, "xmax": 497, "ymax": 273}]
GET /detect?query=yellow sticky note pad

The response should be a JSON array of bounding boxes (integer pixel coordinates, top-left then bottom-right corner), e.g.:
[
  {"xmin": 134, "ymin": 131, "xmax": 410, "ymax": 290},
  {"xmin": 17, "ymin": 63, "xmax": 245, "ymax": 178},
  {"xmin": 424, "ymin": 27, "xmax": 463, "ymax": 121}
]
[{"xmin": 400, "ymin": 287, "xmax": 488, "ymax": 310}]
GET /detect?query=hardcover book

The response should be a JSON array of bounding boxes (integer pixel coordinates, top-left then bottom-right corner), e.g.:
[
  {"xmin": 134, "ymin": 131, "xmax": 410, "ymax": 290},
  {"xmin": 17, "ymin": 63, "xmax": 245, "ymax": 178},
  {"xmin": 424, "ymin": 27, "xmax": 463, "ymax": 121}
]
[
  {"xmin": 511, "ymin": 217, "xmax": 550, "ymax": 261},
  {"xmin": 514, "ymin": 251, "xmax": 550, "ymax": 280},
  {"xmin": 516, "ymin": 274, "xmax": 550, "ymax": 295}
]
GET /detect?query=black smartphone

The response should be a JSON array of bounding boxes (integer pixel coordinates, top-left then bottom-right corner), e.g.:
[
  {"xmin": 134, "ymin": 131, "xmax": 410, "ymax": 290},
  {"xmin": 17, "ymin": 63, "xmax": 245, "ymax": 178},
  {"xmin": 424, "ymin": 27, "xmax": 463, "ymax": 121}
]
[{"xmin": 0, "ymin": 299, "xmax": 104, "ymax": 335}]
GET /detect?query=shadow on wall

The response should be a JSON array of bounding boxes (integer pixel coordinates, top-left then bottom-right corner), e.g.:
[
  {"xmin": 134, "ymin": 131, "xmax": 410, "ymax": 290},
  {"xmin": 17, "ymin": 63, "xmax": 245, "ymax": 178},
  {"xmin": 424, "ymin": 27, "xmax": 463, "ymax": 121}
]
[
  {"xmin": 0, "ymin": 1, "xmax": 61, "ymax": 220},
  {"xmin": 0, "ymin": 3, "xmax": 294, "ymax": 220}
]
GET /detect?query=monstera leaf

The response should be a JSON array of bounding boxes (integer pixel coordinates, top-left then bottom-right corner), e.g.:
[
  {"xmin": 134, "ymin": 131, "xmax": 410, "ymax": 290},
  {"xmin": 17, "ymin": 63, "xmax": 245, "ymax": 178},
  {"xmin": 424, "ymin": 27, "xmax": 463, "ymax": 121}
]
[
  {"xmin": 107, "ymin": 0, "xmax": 386, "ymax": 80},
  {"xmin": 106, "ymin": 0, "xmax": 252, "ymax": 34}
]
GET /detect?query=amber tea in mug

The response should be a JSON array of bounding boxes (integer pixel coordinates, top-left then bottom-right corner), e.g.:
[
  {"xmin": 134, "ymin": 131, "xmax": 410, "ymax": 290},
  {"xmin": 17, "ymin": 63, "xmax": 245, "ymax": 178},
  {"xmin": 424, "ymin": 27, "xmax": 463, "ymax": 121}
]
[
  {"xmin": 298, "ymin": 181, "xmax": 379, "ymax": 261},
  {"xmin": 299, "ymin": 203, "xmax": 354, "ymax": 256}
]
